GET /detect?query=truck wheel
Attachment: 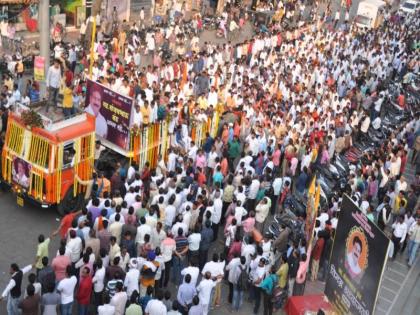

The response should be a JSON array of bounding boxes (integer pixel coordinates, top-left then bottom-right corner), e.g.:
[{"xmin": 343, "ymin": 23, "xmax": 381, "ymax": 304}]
[{"xmin": 57, "ymin": 185, "xmax": 83, "ymax": 216}]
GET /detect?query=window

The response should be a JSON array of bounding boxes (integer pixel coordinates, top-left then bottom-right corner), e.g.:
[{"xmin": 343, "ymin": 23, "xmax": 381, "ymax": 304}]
[
  {"xmin": 28, "ymin": 135, "xmax": 50, "ymax": 169},
  {"xmin": 62, "ymin": 142, "xmax": 76, "ymax": 169},
  {"xmin": 8, "ymin": 123, "xmax": 24, "ymax": 154}
]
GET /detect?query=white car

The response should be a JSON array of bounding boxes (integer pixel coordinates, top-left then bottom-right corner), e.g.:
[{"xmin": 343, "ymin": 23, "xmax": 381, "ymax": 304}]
[{"xmin": 399, "ymin": 0, "xmax": 420, "ymax": 14}]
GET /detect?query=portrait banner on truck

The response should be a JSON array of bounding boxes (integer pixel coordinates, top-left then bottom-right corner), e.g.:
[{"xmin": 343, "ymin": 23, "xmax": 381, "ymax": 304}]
[
  {"xmin": 324, "ymin": 195, "xmax": 390, "ymax": 315},
  {"xmin": 85, "ymin": 79, "xmax": 133, "ymax": 151}
]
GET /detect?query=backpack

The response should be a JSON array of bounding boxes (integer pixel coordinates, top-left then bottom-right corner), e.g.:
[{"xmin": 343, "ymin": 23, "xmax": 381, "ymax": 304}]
[{"xmin": 236, "ymin": 266, "xmax": 248, "ymax": 291}]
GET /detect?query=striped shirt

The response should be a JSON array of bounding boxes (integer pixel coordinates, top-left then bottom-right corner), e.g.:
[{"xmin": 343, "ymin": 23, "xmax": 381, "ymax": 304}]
[{"xmin": 175, "ymin": 236, "xmax": 189, "ymax": 255}]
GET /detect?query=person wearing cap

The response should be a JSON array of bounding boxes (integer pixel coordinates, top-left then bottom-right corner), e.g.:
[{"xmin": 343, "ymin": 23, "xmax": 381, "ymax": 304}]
[
  {"xmin": 140, "ymin": 250, "xmax": 159, "ymax": 297},
  {"xmin": 124, "ymin": 258, "xmax": 140, "ymax": 298}
]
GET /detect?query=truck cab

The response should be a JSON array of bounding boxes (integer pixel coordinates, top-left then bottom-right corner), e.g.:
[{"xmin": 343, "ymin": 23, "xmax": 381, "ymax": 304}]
[
  {"xmin": 355, "ymin": 0, "xmax": 386, "ymax": 29},
  {"xmin": 399, "ymin": 0, "xmax": 420, "ymax": 15},
  {"xmin": 1, "ymin": 103, "xmax": 96, "ymax": 215}
]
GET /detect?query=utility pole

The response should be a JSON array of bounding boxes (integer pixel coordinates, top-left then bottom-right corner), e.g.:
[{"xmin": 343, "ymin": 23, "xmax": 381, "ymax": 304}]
[{"xmin": 39, "ymin": 0, "xmax": 50, "ymax": 100}]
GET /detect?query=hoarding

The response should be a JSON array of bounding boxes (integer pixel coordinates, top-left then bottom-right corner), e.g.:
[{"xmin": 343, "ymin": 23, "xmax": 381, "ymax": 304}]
[
  {"xmin": 85, "ymin": 80, "xmax": 133, "ymax": 151},
  {"xmin": 325, "ymin": 195, "xmax": 390, "ymax": 315}
]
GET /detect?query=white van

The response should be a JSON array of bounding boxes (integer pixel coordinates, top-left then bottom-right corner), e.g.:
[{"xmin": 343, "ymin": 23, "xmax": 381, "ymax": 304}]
[
  {"xmin": 354, "ymin": 0, "xmax": 386, "ymax": 29},
  {"xmin": 399, "ymin": 0, "xmax": 420, "ymax": 15}
]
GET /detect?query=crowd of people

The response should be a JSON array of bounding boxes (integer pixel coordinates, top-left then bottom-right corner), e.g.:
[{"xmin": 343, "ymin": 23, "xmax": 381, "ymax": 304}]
[{"xmin": 1, "ymin": 0, "xmax": 420, "ymax": 315}]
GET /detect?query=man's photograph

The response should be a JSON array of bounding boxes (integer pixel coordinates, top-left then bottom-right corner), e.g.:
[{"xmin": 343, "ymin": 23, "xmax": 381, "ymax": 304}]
[
  {"xmin": 12, "ymin": 157, "xmax": 31, "ymax": 188},
  {"xmin": 85, "ymin": 83, "xmax": 108, "ymax": 139},
  {"xmin": 344, "ymin": 228, "xmax": 368, "ymax": 282}
]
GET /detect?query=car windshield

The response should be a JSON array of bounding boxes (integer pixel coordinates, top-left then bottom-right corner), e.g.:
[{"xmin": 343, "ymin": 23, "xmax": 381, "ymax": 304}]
[
  {"xmin": 355, "ymin": 15, "xmax": 372, "ymax": 26},
  {"xmin": 403, "ymin": 2, "xmax": 415, "ymax": 8}
]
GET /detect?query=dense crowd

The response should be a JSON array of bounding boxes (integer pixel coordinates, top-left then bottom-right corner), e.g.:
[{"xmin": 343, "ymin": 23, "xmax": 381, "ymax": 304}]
[{"xmin": 1, "ymin": 1, "xmax": 420, "ymax": 315}]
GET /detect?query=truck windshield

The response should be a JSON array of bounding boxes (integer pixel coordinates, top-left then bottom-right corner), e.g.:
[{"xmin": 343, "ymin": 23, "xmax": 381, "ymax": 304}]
[
  {"xmin": 403, "ymin": 3, "xmax": 415, "ymax": 8},
  {"xmin": 355, "ymin": 15, "xmax": 372, "ymax": 26}
]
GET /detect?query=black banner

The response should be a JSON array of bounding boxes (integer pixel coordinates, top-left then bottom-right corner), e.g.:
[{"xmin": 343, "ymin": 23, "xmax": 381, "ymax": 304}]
[{"xmin": 325, "ymin": 195, "xmax": 390, "ymax": 315}]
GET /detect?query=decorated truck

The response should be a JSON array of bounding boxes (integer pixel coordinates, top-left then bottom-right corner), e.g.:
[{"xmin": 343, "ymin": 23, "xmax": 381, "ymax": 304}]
[{"xmin": 1, "ymin": 103, "xmax": 96, "ymax": 215}]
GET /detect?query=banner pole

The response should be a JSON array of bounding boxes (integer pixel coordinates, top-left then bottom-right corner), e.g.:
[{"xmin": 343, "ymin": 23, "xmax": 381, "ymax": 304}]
[{"xmin": 89, "ymin": 17, "xmax": 97, "ymax": 79}]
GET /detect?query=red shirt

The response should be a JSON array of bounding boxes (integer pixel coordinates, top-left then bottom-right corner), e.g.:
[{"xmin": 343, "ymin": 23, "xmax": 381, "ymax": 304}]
[
  {"xmin": 64, "ymin": 70, "xmax": 73, "ymax": 86},
  {"xmin": 77, "ymin": 276, "xmax": 93, "ymax": 305},
  {"xmin": 227, "ymin": 241, "xmax": 242, "ymax": 262},
  {"xmin": 60, "ymin": 213, "xmax": 76, "ymax": 239},
  {"xmin": 400, "ymin": 154, "xmax": 407, "ymax": 174},
  {"xmin": 197, "ymin": 172, "xmax": 206, "ymax": 186},
  {"xmin": 312, "ymin": 238, "xmax": 325, "ymax": 261}
]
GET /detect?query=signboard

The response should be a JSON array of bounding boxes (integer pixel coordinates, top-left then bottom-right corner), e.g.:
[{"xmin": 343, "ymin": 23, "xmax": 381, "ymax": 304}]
[
  {"xmin": 34, "ymin": 56, "xmax": 45, "ymax": 81},
  {"xmin": 325, "ymin": 195, "xmax": 390, "ymax": 315},
  {"xmin": 85, "ymin": 80, "xmax": 133, "ymax": 151}
]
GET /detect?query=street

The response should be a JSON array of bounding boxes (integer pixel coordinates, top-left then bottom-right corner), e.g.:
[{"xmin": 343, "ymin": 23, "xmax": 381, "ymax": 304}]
[{"xmin": 0, "ymin": 0, "xmax": 418, "ymax": 314}]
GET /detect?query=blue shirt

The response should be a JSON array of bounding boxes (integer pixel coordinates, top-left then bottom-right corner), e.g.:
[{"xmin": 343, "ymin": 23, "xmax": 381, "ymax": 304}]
[
  {"xmin": 189, "ymin": 305, "xmax": 203, "ymax": 315},
  {"xmin": 260, "ymin": 274, "xmax": 278, "ymax": 295},
  {"xmin": 213, "ymin": 172, "xmax": 223, "ymax": 185},
  {"xmin": 177, "ymin": 283, "xmax": 196, "ymax": 306},
  {"xmin": 296, "ymin": 172, "xmax": 308, "ymax": 193},
  {"xmin": 203, "ymin": 137, "xmax": 214, "ymax": 153},
  {"xmin": 139, "ymin": 295, "xmax": 152, "ymax": 312}
]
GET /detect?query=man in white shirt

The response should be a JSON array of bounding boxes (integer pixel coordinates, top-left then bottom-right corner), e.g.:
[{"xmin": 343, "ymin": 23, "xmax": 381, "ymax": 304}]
[
  {"xmin": 234, "ymin": 201, "xmax": 248, "ymax": 226},
  {"xmin": 196, "ymin": 272, "xmax": 216, "ymax": 315},
  {"xmin": 92, "ymin": 260, "xmax": 105, "ymax": 308},
  {"xmin": 56, "ymin": 265, "xmax": 77, "ymax": 313},
  {"xmin": 45, "ymin": 59, "xmax": 62, "ymax": 112},
  {"xmin": 187, "ymin": 227, "xmax": 201, "ymax": 265},
  {"xmin": 66, "ymin": 230, "xmax": 83, "ymax": 264},
  {"xmin": 136, "ymin": 217, "xmax": 152, "ymax": 247},
  {"xmin": 110, "ymin": 282, "xmax": 127, "ymax": 315},
  {"xmin": 392, "ymin": 215, "xmax": 408, "ymax": 259},
  {"xmin": 97, "ymin": 295, "xmax": 115, "ymax": 315},
  {"xmin": 145, "ymin": 290, "xmax": 167, "ymax": 314},
  {"xmin": 317, "ymin": 208, "xmax": 330, "ymax": 229},
  {"xmin": 124, "ymin": 258, "xmax": 140, "ymax": 296},
  {"xmin": 255, "ymin": 197, "xmax": 270, "ymax": 231},
  {"xmin": 151, "ymin": 222, "xmax": 167, "ymax": 249},
  {"xmin": 247, "ymin": 176, "xmax": 260, "ymax": 210},
  {"xmin": 164, "ymin": 196, "xmax": 177, "ymax": 230},
  {"xmin": 181, "ymin": 262, "xmax": 200, "ymax": 287}
]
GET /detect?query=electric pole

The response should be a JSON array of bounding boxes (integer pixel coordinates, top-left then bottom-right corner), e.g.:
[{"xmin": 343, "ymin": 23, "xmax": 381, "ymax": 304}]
[{"xmin": 39, "ymin": 0, "xmax": 50, "ymax": 100}]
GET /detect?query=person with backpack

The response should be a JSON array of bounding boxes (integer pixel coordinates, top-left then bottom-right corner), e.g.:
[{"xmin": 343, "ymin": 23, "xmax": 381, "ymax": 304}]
[
  {"xmin": 259, "ymin": 265, "xmax": 278, "ymax": 315},
  {"xmin": 232, "ymin": 256, "xmax": 247, "ymax": 312}
]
